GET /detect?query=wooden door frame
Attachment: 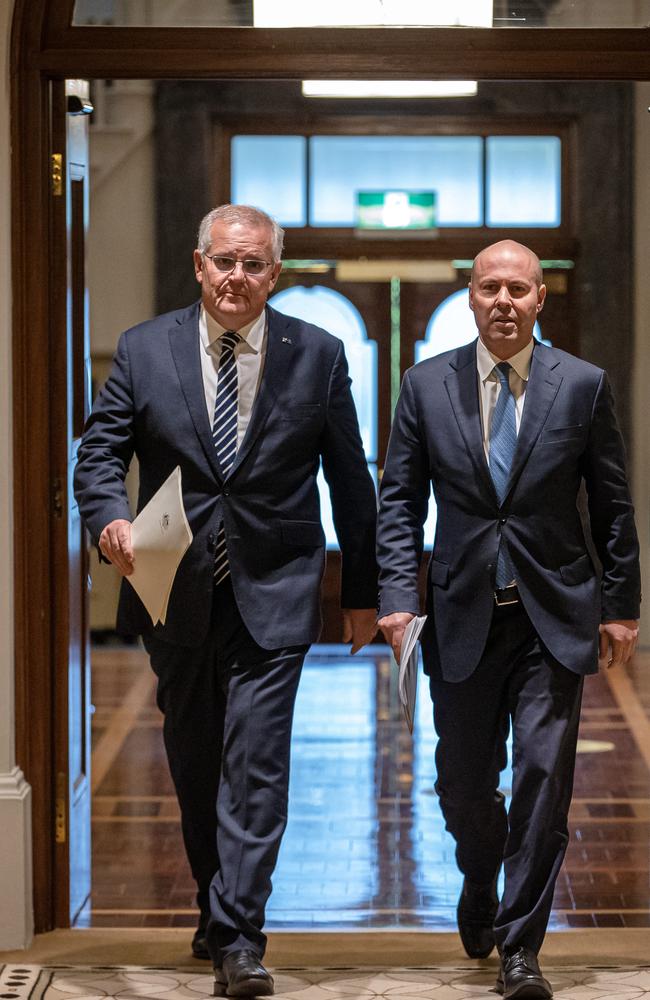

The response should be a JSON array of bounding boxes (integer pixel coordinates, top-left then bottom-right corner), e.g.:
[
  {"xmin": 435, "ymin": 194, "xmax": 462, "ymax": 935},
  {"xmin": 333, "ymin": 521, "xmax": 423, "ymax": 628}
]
[{"xmin": 10, "ymin": 0, "xmax": 650, "ymax": 931}]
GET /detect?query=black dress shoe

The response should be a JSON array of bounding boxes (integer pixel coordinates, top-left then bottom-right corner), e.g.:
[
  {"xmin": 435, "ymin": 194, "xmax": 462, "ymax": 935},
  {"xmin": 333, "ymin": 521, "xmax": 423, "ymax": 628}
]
[
  {"xmin": 191, "ymin": 926, "xmax": 211, "ymax": 960},
  {"xmin": 213, "ymin": 949, "xmax": 274, "ymax": 998},
  {"xmin": 496, "ymin": 947, "xmax": 552, "ymax": 999},
  {"xmin": 456, "ymin": 875, "xmax": 498, "ymax": 958}
]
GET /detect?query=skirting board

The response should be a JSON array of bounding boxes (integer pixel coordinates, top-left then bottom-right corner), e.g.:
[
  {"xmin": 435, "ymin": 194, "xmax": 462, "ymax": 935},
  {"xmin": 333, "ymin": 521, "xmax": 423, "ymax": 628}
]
[{"xmin": 0, "ymin": 767, "xmax": 33, "ymax": 949}]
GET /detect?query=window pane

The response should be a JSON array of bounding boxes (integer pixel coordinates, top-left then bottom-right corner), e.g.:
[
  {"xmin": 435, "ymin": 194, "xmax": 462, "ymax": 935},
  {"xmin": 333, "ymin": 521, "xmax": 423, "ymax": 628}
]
[
  {"xmin": 231, "ymin": 136, "xmax": 306, "ymax": 227},
  {"xmin": 310, "ymin": 136, "xmax": 483, "ymax": 227},
  {"xmin": 73, "ymin": 0, "xmax": 650, "ymax": 27},
  {"xmin": 269, "ymin": 284, "xmax": 378, "ymax": 551},
  {"xmin": 318, "ymin": 464, "xmax": 378, "ymax": 550},
  {"xmin": 486, "ymin": 136, "xmax": 561, "ymax": 228},
  {"xmin": 269, "ymin": 285, "xmax": 377, "ymax": 460}
]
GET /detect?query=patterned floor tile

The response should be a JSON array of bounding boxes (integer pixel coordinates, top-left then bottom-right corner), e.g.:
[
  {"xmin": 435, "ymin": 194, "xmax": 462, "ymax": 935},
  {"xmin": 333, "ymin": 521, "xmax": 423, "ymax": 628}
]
[{"xmin": 4, "ymin": 965, "xmax": 650, "ymax": 1000}]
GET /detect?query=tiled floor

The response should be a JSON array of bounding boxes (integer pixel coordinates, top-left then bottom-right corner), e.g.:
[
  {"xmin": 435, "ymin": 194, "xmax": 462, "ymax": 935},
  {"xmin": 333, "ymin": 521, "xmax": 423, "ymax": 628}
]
[
  {"xmin": 86, "ymin": 642, "xmax": 650, "ymax": 932},
  {"xmin": 4, "ymin": 962, "xmax": 650, "ymax": 1000}
]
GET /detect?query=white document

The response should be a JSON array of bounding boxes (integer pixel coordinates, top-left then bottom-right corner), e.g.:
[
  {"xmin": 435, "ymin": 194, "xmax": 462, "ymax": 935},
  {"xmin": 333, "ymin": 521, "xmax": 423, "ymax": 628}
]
[
  {"xmin": 398, "ymin": 615, "xmax": 427, "ymax": 733},
  {"xmin": 127, "ymin": 466, "xmax": 193, "ymax": 626}
]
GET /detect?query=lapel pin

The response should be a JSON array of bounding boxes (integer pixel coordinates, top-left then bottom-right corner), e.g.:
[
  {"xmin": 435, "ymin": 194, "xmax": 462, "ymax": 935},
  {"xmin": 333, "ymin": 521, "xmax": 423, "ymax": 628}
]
[{"xmin": 282, "ymin": 336, "xmax": 293, "ymax": 344}]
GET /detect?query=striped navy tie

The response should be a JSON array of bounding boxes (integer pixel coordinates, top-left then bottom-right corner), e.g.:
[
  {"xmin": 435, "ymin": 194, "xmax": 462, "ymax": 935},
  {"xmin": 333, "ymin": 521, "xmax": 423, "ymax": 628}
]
[
  {"xmin": 213, "ymin": 330, "xmax": 240, "ymax": 585},
  {"xmin": 489, "ymin": 362, "xmax": 517, "ymax": 589}
]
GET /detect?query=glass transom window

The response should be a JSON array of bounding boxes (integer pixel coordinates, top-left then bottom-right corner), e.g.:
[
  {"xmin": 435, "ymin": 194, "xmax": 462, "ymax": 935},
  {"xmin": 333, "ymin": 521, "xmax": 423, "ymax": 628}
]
[
  {"xmin": 73, "ymin": 0, "xmax": 650, "ymax": 28},
  {"xmin": 310, "ymin": 136, "xmax": 483, "ymax": 227},
  {"xmin": 486, "ymin": 136, "xmax": 561, "ymax": 228},
  {"xmin": 231, "ymin": 133, "xmax": 562, "ymax": 230},
  {"xmin": 231, "ymin": 136, "xmax": 307, "ymax": 227}
]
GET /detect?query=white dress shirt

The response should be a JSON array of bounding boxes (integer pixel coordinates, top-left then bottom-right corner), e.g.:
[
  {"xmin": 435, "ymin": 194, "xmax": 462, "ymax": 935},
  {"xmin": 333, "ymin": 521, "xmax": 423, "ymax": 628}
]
[
  {"xmin": 199, "ymin": 306, "xmax": 267, "ymax": 448},
  {"xmin": 476, "ymin": 336, "xmax": 534, "ymax": 461}
]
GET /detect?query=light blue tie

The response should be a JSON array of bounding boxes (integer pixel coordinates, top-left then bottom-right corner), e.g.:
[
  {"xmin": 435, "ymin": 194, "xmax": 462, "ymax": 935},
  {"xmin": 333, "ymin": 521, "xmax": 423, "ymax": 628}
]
[
  {"xmin": 489, "ymin": 362, "xmax": 517, "ymax": 589},
  {"xmin": 212, "ymin": 330, "xmax": 240, "ymax": 585}
]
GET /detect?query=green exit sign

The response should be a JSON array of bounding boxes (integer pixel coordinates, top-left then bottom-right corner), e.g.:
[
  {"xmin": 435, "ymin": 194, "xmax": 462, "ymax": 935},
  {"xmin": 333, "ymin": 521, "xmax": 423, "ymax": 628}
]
[{"xmin": 356, "ymin": 190, "xmax": 437, "ymax": 230}]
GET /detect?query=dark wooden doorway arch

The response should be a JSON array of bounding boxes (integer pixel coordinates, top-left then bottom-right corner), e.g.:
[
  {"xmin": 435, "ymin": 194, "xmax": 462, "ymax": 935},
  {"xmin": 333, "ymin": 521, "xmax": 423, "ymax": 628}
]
[{"xmin": 11, "ymin": 0, "xmax": 650, "ymax": 932}]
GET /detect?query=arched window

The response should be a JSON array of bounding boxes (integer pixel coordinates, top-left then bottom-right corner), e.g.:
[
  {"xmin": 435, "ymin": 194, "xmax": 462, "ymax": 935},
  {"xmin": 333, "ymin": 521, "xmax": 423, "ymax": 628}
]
[{"xmin": 270, "ymin": 285, "xmax": 378, "ymax": 548}]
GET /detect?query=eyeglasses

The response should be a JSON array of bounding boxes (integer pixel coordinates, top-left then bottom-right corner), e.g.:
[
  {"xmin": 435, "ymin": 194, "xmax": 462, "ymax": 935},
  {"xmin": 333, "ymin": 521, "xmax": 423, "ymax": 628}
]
[{"xmin": 203, "ymin": 254, "xmax": 274, "ymax": 276}]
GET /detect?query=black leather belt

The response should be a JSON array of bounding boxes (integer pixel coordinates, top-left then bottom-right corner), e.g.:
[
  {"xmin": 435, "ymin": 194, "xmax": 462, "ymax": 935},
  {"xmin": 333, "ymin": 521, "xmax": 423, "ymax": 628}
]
[{"xmin": 494, "ymin": 584, "xmax": 520, "ymax": 607}]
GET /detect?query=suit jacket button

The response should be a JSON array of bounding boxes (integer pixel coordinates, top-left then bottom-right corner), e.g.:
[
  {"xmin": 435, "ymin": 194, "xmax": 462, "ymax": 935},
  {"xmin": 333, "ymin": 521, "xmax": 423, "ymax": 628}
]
[
  {"xmin": 223, "ymin": 489, "xmax": 230, "ymax": 497},
  {"xmin": 207, "ymin": 532, "xmax": 215, "ymax": 552},
  {"xmin": 499, "ymin": 517, "xmax": 507, "ymax": 524}
]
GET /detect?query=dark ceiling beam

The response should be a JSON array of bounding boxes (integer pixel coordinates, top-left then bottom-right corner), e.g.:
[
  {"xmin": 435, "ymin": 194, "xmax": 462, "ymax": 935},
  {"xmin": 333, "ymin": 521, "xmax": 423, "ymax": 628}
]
[{"xmin": 36, "ymin": 27, "xmax": 650, "ymax": 80}]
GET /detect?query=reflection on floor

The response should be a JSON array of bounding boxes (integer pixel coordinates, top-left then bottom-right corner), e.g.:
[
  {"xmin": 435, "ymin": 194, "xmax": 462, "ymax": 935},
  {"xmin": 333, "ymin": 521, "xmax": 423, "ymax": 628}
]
[
  {"xmin": 86, "ymin": 642, "xmax": 650, "ymax": 931},
  {"xmin": 4, "ymin": 962, "xmax": 650, "ymax": 1000}
]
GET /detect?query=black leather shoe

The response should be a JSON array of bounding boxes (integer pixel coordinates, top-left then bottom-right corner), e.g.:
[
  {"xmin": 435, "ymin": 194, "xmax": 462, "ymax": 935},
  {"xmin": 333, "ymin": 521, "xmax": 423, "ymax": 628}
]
[
  {"xmin": 213, "ymin": 949, "xmax": 274, "ymax": 998},
  {"xmin": 192, "ymin": 926, "xmax": 210, "ymax": 960},
  {"xmin": 456, "ymin": 876, "xmax": 498, "ymax": 958},
  {"xmin": 496, "ymin": 947, "xmax": 552, "ymax": 999}
]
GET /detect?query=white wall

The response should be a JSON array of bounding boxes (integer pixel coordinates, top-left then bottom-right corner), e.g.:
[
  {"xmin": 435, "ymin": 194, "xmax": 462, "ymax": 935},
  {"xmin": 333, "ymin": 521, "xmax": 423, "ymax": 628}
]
[
  {"xmin": 87, "ymin": 81, "xmax": 154, "ymax": 628},
  {"xmin": 0, "ymin": 0, "xmax": 34, "ymax": 951},
  {"xmin": 88, "ymin": 81, "xmax": 155, "ymax": 357}
]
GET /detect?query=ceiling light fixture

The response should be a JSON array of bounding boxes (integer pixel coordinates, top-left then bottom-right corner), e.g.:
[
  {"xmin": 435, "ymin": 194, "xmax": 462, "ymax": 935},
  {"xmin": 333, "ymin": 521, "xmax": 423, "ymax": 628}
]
[
  {"xmin": 253, "ymin": 0, "xmax": 493, "ymax": 28},
  {"xmin": 302, "ymin": 80, "xmax": 478, "ymax": 98}
]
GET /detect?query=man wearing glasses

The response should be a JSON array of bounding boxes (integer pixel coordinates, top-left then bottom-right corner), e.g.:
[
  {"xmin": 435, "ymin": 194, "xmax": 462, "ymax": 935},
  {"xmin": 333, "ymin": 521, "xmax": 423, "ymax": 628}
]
[{"xmin": 74, "ymin": 204, "xmax": 378, "ymax": 996}]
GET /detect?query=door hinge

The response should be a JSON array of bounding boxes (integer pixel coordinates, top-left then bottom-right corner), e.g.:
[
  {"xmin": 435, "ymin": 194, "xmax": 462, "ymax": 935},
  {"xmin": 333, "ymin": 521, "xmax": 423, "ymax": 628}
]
[
  {"xmin": 52, "ymin": 476, "xmax": 64, "ymax": 518},
  {"xmin": 51, "ymin": 153, "xmax": 63, "ymax": 196},
  {"xmin": 55, "ymin": 771, "xmax": 67, "ymax": 844}
]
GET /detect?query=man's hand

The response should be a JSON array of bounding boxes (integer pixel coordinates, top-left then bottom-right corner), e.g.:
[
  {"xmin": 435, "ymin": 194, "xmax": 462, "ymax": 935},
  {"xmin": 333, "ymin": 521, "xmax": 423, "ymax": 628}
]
[
  {"xmin": 599, "ymin": 619, "xmax": 639, "ymax": 668},
  {"xmin": 342, "ymin": 608, "xmax": 378, "ymax": 654},
  {"xmin": 99, "ymin": 518, "xmax": 134, "ymax": 576},
  {"xmin": 377, "ymin": 612, "xmax": 416, "ymax": 664}
]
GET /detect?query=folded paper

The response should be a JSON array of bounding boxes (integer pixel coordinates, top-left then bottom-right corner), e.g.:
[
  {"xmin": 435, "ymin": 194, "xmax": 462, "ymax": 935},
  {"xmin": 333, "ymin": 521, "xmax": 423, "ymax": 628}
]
[{"xmin": 127, "ymin": 466, "xmax": 193, "ymax": 625}]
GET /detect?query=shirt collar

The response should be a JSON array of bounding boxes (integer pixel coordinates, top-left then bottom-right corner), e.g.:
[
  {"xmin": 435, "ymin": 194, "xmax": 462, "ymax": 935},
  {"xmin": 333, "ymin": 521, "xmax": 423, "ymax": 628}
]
[
  {"xmin": 200, "ymin": 305, "xmax": 266, "ymax": 355},
  {"xmin": 476, "ymin": 336, "xmax": 534, "ymax": 384}
]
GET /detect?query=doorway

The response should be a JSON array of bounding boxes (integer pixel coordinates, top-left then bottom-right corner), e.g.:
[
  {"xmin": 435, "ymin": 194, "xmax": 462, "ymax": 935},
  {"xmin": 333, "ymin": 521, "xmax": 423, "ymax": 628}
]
[{"xmin": 10, "ymin": 2, "xmax": 648, "ymax": 935}]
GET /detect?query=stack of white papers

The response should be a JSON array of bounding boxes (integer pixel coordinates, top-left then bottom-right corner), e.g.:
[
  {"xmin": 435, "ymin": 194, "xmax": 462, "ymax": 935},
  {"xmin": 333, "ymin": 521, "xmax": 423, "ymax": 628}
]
[
  {"xmin": 127, "ymin": 466, "xmax": 193, "ymax": 626},
  {"xmin": 398, "ymin": 615, "xmax": 427, "ymax": 733}
]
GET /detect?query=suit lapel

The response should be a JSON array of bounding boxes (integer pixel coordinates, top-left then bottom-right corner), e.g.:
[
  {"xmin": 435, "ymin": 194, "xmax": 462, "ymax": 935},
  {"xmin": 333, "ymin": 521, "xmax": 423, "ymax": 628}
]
[
  {"xmin": 168, "ymin": 304, "xmax": 223, "ymax": 482},
  {"xmin": 443, "ymin": 340, "xmax": 563, "ymax": 508},
  {"xmin": 504, "ymin": 344, "xmax": 562, "ymax": 501},
  {"xmin": 229, "ymin": 305, "xmax": 286, "ymax": 476},
  {"xmin": 444, "ymin": 341, "xmax": 496, "ymax": 502}
]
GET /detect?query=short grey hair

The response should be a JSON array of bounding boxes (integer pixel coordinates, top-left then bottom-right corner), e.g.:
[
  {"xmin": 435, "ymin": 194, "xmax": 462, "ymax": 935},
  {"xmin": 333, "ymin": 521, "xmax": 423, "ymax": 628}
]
[{"xmin": 197, "ymin": 204, "xmax": 285, "ymax": 261}]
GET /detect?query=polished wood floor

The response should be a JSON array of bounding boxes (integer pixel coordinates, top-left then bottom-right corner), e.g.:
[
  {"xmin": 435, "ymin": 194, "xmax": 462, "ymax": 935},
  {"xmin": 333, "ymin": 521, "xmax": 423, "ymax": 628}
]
[{"xmin": 82, "ymin": 641, "xmax": 650, "ymax": 931}]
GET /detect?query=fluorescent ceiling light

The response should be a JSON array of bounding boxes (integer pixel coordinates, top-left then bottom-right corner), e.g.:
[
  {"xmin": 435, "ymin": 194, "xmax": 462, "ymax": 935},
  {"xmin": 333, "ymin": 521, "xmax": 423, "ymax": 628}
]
[
  {"xmin": 302, "ymin": 80, "xmax": 478, "ymax": 98},
  {"xmin": 254, "ymin": 1, "xmax": 492, "ymax": 28}
]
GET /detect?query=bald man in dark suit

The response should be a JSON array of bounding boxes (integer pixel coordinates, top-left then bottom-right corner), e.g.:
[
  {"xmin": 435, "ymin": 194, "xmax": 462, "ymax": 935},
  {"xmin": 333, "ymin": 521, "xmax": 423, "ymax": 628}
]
[{"xmin": 377, "ymin": 241, "xmax": 640, "ymax": 999}]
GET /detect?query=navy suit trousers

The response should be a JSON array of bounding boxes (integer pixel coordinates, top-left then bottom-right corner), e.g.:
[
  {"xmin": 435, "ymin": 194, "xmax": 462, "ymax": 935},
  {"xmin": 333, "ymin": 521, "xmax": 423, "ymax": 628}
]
[
  {"xmin": 143, "ymin": 580, "xmax": 307, "ymax": 963},
  {"xmin": 428, "ymin": 602, "xmax": 583, "ymax": 954}
]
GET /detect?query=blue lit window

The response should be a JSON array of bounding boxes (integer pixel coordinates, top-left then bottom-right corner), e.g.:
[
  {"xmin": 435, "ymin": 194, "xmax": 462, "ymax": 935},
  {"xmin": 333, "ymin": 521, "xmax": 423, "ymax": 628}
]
[
  {"xmin": 486, "ymin": 136, "xmax": 561, "ymax": 228},
  {"xmin": 231, "ymin": 136, "xmax": 307, "ymax": 227},
  {"xmin": 269, "ymin": 285, "xmax": 377, "ymax": 549},
  {"xmin": 309, "ymin": 136, "xmax": 483, "ymax": 227},
  {"xmin": 231, "ymin": 132, "xmax": 563, "ymax": 230}
]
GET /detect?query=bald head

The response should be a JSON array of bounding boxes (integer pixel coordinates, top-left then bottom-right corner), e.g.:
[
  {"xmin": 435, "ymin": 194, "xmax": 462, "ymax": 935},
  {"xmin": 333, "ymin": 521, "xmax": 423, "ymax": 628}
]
[
  {"xmin": 472, "ymin": 240, "xmax": 543, "ymax": 289},
  {"xmin": 468, "ymin": 239, "xmax": 546, "ymax": 361}
]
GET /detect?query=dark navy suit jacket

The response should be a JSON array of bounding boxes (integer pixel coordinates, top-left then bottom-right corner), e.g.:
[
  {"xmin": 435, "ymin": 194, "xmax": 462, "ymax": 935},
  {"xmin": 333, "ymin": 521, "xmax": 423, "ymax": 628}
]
[
  {"xmin": 377, "ymin": 339, "xmax": 640, "ymax": 680},
  {"xmin": 74, "ymin": 302, "xmax": 378, "ymax": 649}
]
